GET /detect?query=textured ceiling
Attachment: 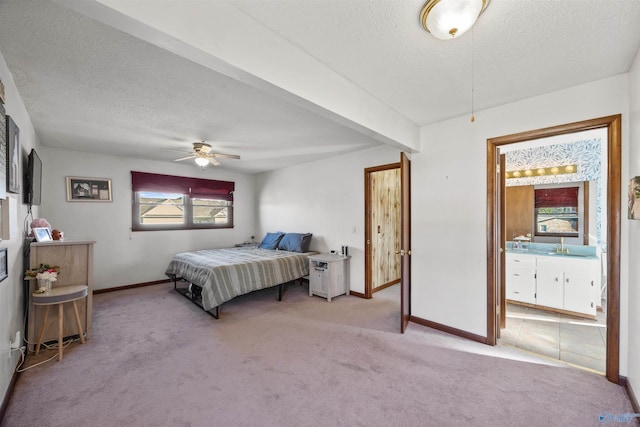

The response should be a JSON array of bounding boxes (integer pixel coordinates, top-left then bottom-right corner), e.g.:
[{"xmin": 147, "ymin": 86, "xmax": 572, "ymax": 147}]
[
  {"xmin": 231, "ymin": 0, "xmax": 640, "ymax": 125},
  {"xmin": 0, "ymin": 0, "xmax": 639, "ymax": 174}
]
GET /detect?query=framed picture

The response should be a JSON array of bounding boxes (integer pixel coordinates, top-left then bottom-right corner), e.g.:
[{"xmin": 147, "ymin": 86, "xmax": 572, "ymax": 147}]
[
  {"xmin": 6, "ymin": 116, "xmax": 19, "ymax": 193},
  {"xmin": 66, "ymin": 176, "xmax": 112, "ymax": 202},
  {"xmin": 33, "ymin": 227, "xmax": 52, "ymax": 242},
  {"xmin": 0, "ymin": 247, "xmax": 6, "ymax": 283},
  {"xmin": 0, "ymin": 103, "xmax": 6, "ymax": 200},
  {"xmin": 629, "ymin": 176, "xmax": 640, "ymax": 220}
]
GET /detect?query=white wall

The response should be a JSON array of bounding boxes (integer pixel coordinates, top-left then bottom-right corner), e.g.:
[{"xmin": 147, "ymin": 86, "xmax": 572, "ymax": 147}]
[
  {"xmin": 627, "ymin": 47, "xmax": 640, "ymax": 399},
  {"xmin": 413, "ymin": 73, "xmax": 631, "ymax": 371},
  {"xmin": 0, "ymin": 54, "xmax": 41, "ymax": 408},
  {"xmin": 255, "ymin": 144, "xmax": 402, "ymax": 294},
  {"xmin": 39, "ymin": 148, "xmax": 256, "ymax": 290}
]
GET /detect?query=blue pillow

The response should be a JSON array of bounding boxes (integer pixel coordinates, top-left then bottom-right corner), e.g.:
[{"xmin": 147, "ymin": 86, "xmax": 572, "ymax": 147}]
[
  {"xmin": 278, "ymin": 233, "xmax": 312, "ymax": 253},
  {"xmin": 258, "ymin": 232, "xmax": 285, "ymax": 250}
]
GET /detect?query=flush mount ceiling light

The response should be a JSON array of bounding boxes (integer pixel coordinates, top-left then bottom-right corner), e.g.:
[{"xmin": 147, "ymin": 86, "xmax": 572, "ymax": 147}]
[{"xmin": 420, "ymin": 0, "xmax": 490, "ymax": 40}]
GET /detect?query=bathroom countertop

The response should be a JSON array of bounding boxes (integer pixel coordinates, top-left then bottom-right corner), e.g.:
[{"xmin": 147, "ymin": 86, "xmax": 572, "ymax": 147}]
[{"xmin": 506, "ymin": 242, "xmax": 599, "ymax": 260}]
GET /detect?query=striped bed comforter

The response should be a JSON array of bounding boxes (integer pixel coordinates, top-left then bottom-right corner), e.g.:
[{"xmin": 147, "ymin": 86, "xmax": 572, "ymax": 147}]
[{"xmin": 164, "ymin": 247, "xmax": 312, "ymax": 311}]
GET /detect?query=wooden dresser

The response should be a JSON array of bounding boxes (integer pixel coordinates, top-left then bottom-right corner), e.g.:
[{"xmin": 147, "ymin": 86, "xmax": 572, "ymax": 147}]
[{"xmin": 26, "ymin": 239, "xmax": 95, "ymax": 350}]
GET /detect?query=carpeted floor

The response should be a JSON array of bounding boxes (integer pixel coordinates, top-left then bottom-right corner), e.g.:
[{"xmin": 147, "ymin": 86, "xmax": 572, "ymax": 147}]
[{"xmin": 1, "ymin": 282, "xmax": 635, "ymax": 426}]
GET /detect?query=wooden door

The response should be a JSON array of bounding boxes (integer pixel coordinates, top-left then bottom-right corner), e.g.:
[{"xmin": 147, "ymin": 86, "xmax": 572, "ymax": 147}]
[
  {"xmin": 499, "ymin": 154, "xmax": 506, "ymax": 331},
  {"xmin": 400, "ymin": 153, "xmax": 411, "ymax": 333},
  {"xmin": 370, "ymin": 168, "xmax": 401, "ymax": 291},
  {"xmin": 505, "ymin": 185, "xmax": 534, "ymax": 240}
]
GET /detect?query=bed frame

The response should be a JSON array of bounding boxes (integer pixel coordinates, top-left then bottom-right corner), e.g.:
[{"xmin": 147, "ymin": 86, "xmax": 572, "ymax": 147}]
[{"xmin": 168, "ymin": 274, "xmax": 303, "ymax": 319}]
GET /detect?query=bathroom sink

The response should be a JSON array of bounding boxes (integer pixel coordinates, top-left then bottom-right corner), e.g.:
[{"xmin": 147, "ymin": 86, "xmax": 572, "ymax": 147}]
[{"xmin": 546, "ymin": 252, "xmax": 589, "ymax": 258}]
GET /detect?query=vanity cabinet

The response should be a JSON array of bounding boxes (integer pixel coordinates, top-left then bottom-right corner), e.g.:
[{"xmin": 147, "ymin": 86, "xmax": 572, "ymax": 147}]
[
  {"xmin": 505, "ymin": 253, "xmax": 536, "ymax": 304},
  {"xmin": 506, "ymin": 251, "xmax": 600, "ymax": 318},
  {"xmin": 536, "ymin": 256, "xmax": 599, "ymax": 317}
]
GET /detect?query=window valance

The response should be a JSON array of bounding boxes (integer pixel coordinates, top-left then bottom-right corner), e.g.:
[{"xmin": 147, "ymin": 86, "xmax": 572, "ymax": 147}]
[{"xmin": 131, "ymin": 171, "xmax": 234, "ymax": 201}]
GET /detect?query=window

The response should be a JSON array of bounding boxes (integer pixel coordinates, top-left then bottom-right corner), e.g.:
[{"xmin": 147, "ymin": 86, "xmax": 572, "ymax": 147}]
[
  {"xmin": 131, "ymin": 172, "xmax": 234, "ymax": 231},
  {"xmin": 534, "ymin": 187, "xmax": 579, "ymax": 237}
]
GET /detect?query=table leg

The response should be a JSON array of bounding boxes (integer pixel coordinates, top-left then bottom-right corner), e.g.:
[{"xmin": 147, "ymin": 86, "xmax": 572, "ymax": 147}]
[
  {"xmin": 58, "ymin": 304, "xmax": 63, "ymax": 361},
  {"xmin": 35, "ymin": 305, "xmax": 49, "ymax": 356},
  {"xmin": 72, "ymin": 300, "xmax": 85, "ymax": 344}
]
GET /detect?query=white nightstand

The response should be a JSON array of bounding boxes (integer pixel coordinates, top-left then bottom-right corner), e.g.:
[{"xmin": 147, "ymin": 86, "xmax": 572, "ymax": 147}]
[{"xmin": 308, "ymin": 254, "xmax": 350, "ymax": 301}]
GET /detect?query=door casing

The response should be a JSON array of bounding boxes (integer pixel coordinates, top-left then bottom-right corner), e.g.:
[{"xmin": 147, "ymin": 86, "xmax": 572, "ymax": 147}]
[{"xmin": 486, "ymin": 115, "xmax": 621, "ymax": 384}]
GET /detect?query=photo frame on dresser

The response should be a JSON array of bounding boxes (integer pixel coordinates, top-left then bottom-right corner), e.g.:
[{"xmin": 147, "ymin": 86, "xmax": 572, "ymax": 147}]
[{"xmin": 33, "ymin": 227, "xmax": 52, "ymax": 242}]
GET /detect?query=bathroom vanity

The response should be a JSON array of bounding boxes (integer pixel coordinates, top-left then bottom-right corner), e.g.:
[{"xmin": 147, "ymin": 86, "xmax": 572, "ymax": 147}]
[{"xmin": 505, "ymin": 243, "xmax": 601, "ymax": 319}]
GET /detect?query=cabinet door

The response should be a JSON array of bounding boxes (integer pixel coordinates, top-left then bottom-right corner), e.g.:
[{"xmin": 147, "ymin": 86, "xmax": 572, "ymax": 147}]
[
  {"xmin": 563, "ymin": 262, "xmax": 597, "ymax": 316},
  {"xmin": 535, "ymin": 258, "xmax": 564, "ymax": 309}
]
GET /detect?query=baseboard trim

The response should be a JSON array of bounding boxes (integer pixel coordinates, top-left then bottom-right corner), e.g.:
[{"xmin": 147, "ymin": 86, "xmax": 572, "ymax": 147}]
[
  {"xmin": 93, "ymin": 279, "xmax": 172, "ymax": 294},
  {"xmin": 623, "ymin": 377, "xmax": 640, "ymax": 421},
  {"xmin": 410, "ymin": 315, "xmax": 488, "ymax": 344},
  {"xmin": 0, "ymin": 366, "xmax": 19, "ymax": 425}
]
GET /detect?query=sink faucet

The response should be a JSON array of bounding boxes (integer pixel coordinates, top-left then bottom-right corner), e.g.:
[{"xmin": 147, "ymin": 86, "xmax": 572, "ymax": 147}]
[{"xmin": 556, "ymin": 237, "xmax": 569, "ymax": 253}]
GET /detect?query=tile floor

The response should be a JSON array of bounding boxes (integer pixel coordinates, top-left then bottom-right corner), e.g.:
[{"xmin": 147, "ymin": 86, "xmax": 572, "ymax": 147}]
[{"xmin": 499, "ymin": 302, "xmax": 606, "ymax": 373}]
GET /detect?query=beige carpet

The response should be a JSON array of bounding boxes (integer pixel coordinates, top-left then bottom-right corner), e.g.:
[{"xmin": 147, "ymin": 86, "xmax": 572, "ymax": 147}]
[{"xmin": 1, "ymin": 282, "xmax": 635, "ymax": 426}]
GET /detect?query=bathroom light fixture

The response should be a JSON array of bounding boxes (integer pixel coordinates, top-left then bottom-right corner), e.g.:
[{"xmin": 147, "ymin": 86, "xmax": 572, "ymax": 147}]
[
  {"xmin": 506, "ymin": 164, "xmax": 578, "ymax": 179},
  {"xmin": 195, "ymin": 157, "xmax": 209, "ymax": 168},
  {"xmin": 420, "ymin": 0, "xmax": 490, "ymax": 40}
]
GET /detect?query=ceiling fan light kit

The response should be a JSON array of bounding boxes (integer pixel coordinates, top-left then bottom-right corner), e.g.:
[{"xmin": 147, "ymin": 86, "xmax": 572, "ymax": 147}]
[
  {"xmin": 195, "ymin": 157, "xmax": 209, "ymax": 167},
  {"xmin": 420, "ymin": 0, "xmax": 489, "ymax": 40},
  {"xmin": 172, "ymin": 141, "xmax": 241, "ymax": 169}
]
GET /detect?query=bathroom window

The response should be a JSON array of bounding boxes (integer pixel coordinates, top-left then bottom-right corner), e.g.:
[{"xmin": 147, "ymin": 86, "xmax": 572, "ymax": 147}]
[{"xmin": 534, "ymin": 187, "xmax": 579, "ymax": 237}]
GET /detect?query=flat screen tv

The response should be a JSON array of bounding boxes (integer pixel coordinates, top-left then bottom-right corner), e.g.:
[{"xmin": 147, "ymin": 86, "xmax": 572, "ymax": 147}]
[{"xmin": 24, "ymin": 149, "xmax": 42, "ymax": 206}]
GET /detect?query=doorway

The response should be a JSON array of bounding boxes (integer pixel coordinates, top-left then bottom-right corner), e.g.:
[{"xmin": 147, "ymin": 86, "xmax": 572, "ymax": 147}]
[
  {"xmin": 486, "ymin": 115, "xmax": 621, "ymax": 384},
  {"xmin": 364, "ymin": 162, "xmax": 401, "ymax": 299},
  {"xmin": 500, "ymin": 130, "xmax": 606, "ymax": 372}
]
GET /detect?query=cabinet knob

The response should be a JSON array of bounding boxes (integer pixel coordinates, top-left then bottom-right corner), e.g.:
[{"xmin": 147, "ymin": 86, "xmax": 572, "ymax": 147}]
[{"xmin": 555, "ymin": 277, "xmax": 559, "ymax": 282}]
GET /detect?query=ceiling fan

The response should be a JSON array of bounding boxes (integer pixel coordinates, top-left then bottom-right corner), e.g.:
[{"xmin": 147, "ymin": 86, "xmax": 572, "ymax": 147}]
[{"xmin": 172, "ymin": 142, "xmax": 240, "ymax": 168}]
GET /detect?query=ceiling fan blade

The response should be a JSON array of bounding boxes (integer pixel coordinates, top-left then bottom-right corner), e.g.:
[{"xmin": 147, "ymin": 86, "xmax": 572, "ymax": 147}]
[
  {"xmin": 208, "ymin": 157, "xmax": 221, "ymax": 166},
  {"xmin": 199, "ymin": 144, "xmax": 211, "ymax": 154},
  {"xmin": 212, "ymin": 153, "xmax": 241, "ymax": 160},
  {"xmin": 163, "ymin": 148, "xmax": 193, "ymax": 154},
  {"xmin": 174, "ymin": 155, "xmax": 196, "ymax": 162}
]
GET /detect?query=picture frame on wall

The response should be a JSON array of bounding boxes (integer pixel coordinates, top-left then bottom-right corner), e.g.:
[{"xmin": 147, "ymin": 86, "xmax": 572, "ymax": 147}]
[
  {"xmin": 0, "ymin": 247, "xmax": 7, "ymax": 283},
  {"xmin": 0, "ymin": 103, "xmax": 6, "ymax": 200},
  {"xmin": 629, "ymin": 176, "xmax": 640, "ymax": 220},
  {"xmin": 33, "ymin": 227, "xmax": 52, "ymax": 242},
  {"xmin": 6, "ymin": 116, "xmax": 19, "ymax": 194},
  {"xmin": 66, "ymin": 176, "xmax": 112, "ymax": 202}
]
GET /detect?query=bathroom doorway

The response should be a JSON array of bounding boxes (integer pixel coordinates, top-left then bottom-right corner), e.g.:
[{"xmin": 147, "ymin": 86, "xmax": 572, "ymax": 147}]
[{"xmin": 486, "ymin": 115, "xmax": 621, "ymax": 384}]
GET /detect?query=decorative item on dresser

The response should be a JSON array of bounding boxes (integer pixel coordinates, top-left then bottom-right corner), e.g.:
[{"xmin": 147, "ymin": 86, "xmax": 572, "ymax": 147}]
[{"xmin": 26, "ymin": 239, "xmax": 95, "ymax": 352}]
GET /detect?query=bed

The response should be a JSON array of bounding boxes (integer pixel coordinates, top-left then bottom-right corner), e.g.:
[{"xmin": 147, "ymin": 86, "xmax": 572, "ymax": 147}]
[{"xmin": 165, "ymin": 232, "xmax": 314, "ymax": 318}]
